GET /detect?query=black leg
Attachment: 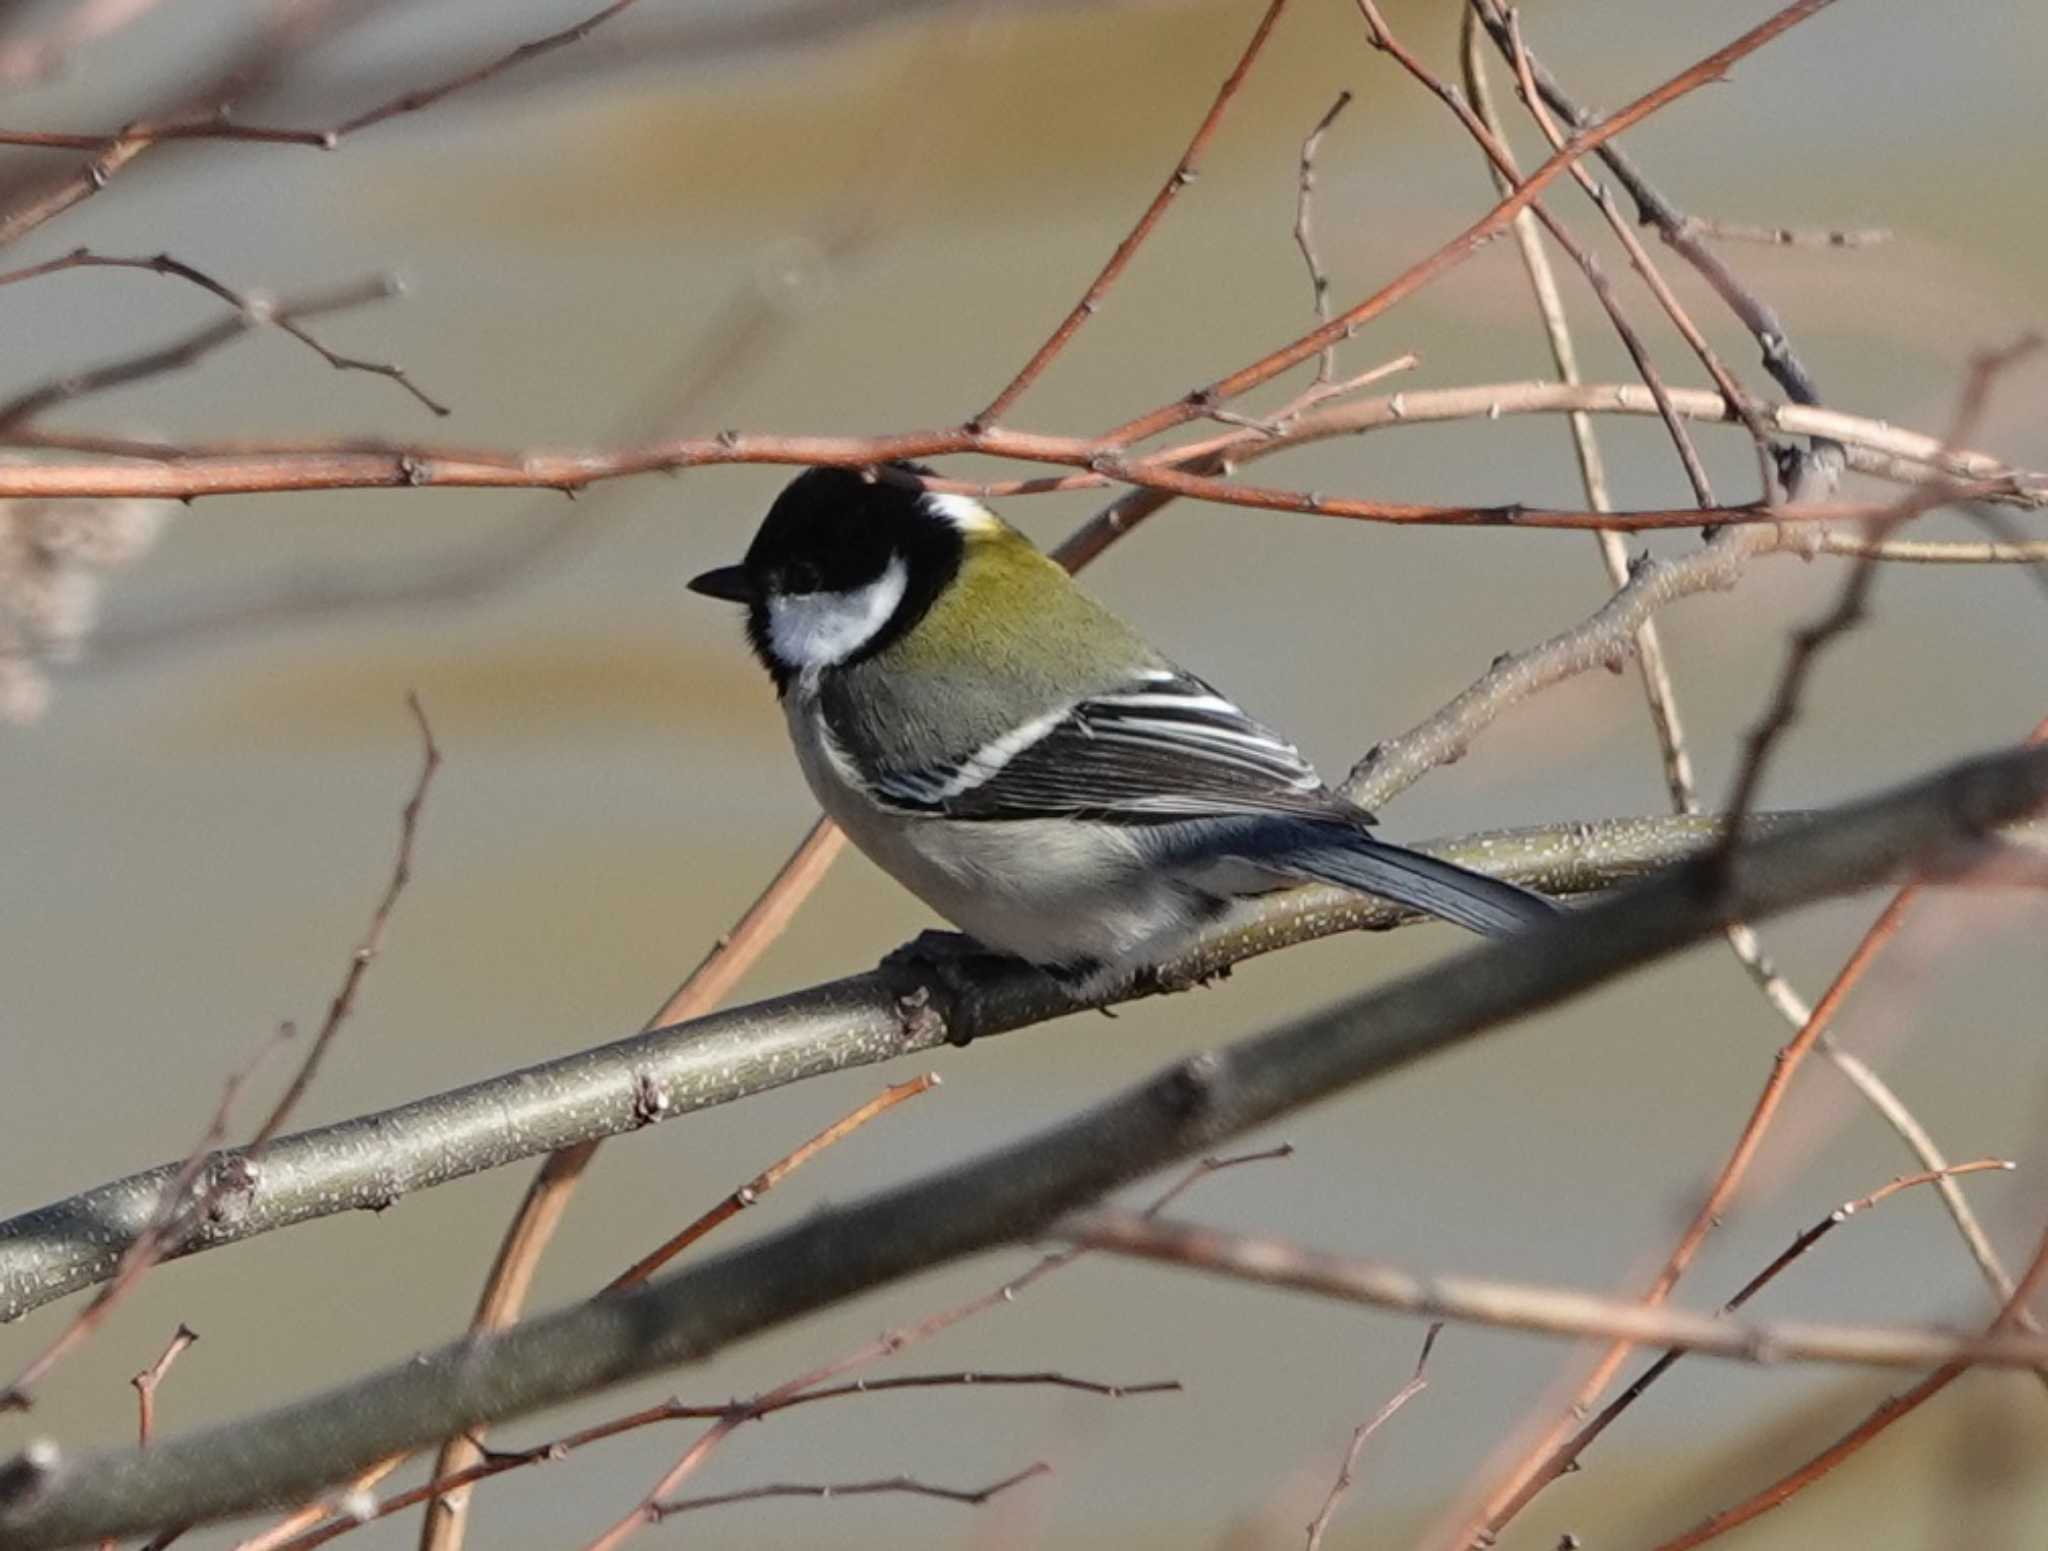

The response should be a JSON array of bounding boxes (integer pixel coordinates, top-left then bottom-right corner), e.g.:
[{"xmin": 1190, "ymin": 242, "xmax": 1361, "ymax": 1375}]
[{"xmin": 879, "ymin": 930, "xmax": 1038, "ymax": 1047}]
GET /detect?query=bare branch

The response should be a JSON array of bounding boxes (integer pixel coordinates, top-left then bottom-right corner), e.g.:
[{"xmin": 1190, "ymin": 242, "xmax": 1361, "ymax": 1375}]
[
  {"xmin": 1455, "ymin": 1, "xmax": 1711, "ymax": 826},
  {"xmin": 1513, "ymin": 1161, "xmax": 2013, "ymax": 1500},
  {"xmin": 2, "ymin": 739, "xmax": 2044, "ymax": 1548},
  {"xmin": 267, "ymin": 1373, "xmax": 1169, "ymax": 1551},
  {"xmin": 1095, "ymin": 0, "xmax": 1843, "ymax": 449},
  {"xmin": 0, "ymin": 0, "xmax": 384, "ymax": 251},
  {"xmin": 1468, "ymin": 0, "xmax": 1844, "ymax": 484},
  {"xmin": 1719, "ymin": 336, "xmax": 2042, "ymax": 840},
  {"xmin": 1345, "ymin": 530, "xmax": 1759, "ymax": 809},
  {"xmin": 1353, "ymin": 0, "xmax": 1729, "ymax": 505},
  {"xmin": 972, "ymin": 0, "xmax": 1292, "ymax": 427},
  {"xmin": 1684, "ymin": 216, "xmax": 1892, "ymax": 248},
  {"xmin": 1303, "ymin": 1324, "xmax": 1438, "ymax": 1551},
  {"xmin": 1062, "ymin": 1210, "xmax": 2048, "ymax": 1371},
  {"xmin": 1467, "ymin": 704, "xmax": 2048, "ymax": 1544},
  {"xmin": 1500, "ymin": 7, "xmax": 1779, "ymax": 493},
  {"xmin": 407, "ymin": 816, "xmax": 852, "ymax": 1551},
  {"xmin": 0, "ymin": 0, "xmax": 657, "ymax": 154},
  {"xmin": 0, "ymin": 811, "xmax": 1820, "ymax": 1328},
  {"xmin": 0, "ymin": 697, "xmax": 440, "ymax": 1408},
  {"xmin": 578, "ymin": 1144, "xmax": 1289, "ymax": 1551},
  {"xmin": 1453, "ymin": 1, "xmax": 2032, "ymax": 1429},
  {"xmin": 129, "ymin": 1326, "xmax": 199, "ymax": 1449},
  {"xmin": 2, "ymin": 380, "xmax": 2039, "ymax": 525},
  {"xmin": 649, "ymin": 1462, "xmax": 1050, "ymax": 1518},
  {"xmin": 602, "ymin": 1073, "xmax": 939, "ymax": 1293},
  {"xmin": 1292, "ymin": 90, "xmax": 1353, "ymax": 386},
  {"xmin": 0, "ymin": 275, "xmax": 418, "ymax": 436},
  {"xmin": 0, "ymin": 1026, "xmax": 280, "ymax": 1413},
  {"xmin": 257, "ymin": 697, "xmax": 440, "ymax": 1146},
  {"xmin": 1649, "ymin": 1222, "xmax": 2048, "ymax": 1551},
  {"xmin": 1813, "ymin": 533, "xmax": 2048, "ymax": 563}
]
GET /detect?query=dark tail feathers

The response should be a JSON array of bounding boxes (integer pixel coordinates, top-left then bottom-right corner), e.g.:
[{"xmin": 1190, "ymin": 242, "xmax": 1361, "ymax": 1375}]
[{"xmin": 1238, "ymin": 819, "xmax": 1561, "ymax": 937}]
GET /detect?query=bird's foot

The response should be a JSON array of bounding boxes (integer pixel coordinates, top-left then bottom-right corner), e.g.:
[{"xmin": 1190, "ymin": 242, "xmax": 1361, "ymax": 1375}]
[
  {"xmin": 883, "ymin": 928, "xmax": 1003, "ymax": 971},
  {"xmin": 1134, "ymin": 958, "xmax": 1235, "ymax": 997},
  {"xmin": 880, "ymin": 930, "xmax": 1027, "ymax": 1048}
]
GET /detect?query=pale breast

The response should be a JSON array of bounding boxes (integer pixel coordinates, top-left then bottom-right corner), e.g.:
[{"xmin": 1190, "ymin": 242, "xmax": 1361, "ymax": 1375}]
[{"xmin": 782, "ymin": 692, "xmax": 1225, "ymax": 978}]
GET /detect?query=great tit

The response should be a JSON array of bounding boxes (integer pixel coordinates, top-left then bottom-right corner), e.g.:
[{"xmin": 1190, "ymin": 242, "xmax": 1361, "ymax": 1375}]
[{"xmin": 690, "ymin": 464, "xmax": 1557, "ymax": 996}]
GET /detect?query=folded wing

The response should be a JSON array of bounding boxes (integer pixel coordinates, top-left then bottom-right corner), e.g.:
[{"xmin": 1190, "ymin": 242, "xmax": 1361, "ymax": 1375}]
[{"xmin": 865, "ymin": 670, "xmax": 1359, "ymax": 825}]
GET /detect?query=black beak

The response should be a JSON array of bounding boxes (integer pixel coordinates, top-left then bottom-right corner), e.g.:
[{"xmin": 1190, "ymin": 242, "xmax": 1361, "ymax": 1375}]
[{"xmin": 687, "ymin": 564, "xmax": 757, "ymax": 604}]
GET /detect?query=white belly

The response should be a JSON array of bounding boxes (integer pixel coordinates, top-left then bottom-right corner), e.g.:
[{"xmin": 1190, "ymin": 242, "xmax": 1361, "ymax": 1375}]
[{"xmin": 786, "ymin": 696, "xmax": 1229, "ymax": 980}]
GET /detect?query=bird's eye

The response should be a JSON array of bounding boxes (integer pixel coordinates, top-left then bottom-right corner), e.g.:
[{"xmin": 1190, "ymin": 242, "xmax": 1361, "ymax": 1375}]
[{"xmin": 784, "ymin": 560, "xmax": 823, "ymax": 594}]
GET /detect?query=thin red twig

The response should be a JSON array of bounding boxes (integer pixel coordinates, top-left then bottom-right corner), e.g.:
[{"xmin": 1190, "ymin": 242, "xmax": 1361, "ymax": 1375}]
[
  {"xmin": 250, "ymin": 695, "xmax": 441, "ymax": 1148},
  {"xmin": 1094, "ymin": 0, "xmax": 1842, "ymax": 450},
  {"xmin": 1465, "ymin": 706, "xmax": 2048, "ymax": 1542},
  {"xmin": 0, "ymin": 248, "xmax": 445, "ymax": 416},
  {"xmin": 0, "ymin": 697, "xmax": 438, "ymax": 1410},
  {"xmin": 1304, "ymin": 1324, "xmax": 1440, "ymax": 1551},
  {"xmin": 972, "ymin": 0, "xmax": 1292, "ymax": 427},
  {"xmin": 1292, "ymin": 90, "xmax": 1354, "ymax": 386},
  {"xmin": 0, "ymin": 276, "xmax": 418, "ymax": 437},
  {"xmin": 1498, "ymin": 8, "xmax": 1776, "ymax": 494},
  {"xmin": 650, "ymin": 1462, "xmax": 1050, "ymax": 1518},
  {"xmin": 1065, "ymin": 1212, "xmax": 2048, "ymax": 1371},
  {"xmin": 0, "ymin": 1029, "xmax": 282, "ymax": 1411},
  {"xmin": 0, "ymin": 0, "xmax": 378, "ymax": 251},
  {"xmin": 0, "ymin": 0, "xmax": 650, "ymax": 152},
  {"xmin": 1351, "ymin": 0, "xmax": 1723, "ymax": 506},
  {"xmin": 378, "ymin": 198, "xmax": 881, "ymax": 1541},
  {"xmin": 601, "ymin": 1074, "xmax": 941, "ymax": 1293},
  {"xmin": 131, "ymin": 1325, "xmax": 199, "ymax": 1447},
  {"xmin": 1464, "ymin": 887, "xmax": 1948, "ymax": 1535},
  {"xmin": 0, "ymin": 419, "xmax": 1963, "ymax": 525},
  {"xmin": 397, "ymin": 203, "xmax": 1317, "ymax": 1540},
  {"xmin": 1717, "ymin": 336, "xmax": 2043, "ymax": 844},
  {"xmin": 578, "ymin": 1145, "xmax": 1294, "ymax": 1551},
  {"xmin": 1650, "ymin": 1220, "xmax": 2048, "ymax": 1551},
  {"xmin": 402, "ymin": 816, "xmax": 850, "ymax": 1551},
  {"xmin": 266, "ymin": 1372, "xmax": 1173, "ymax": 1551},
  {"xmin": 1530, "ymin": 1161, "xmax": 2013, "ymax": 1490}
]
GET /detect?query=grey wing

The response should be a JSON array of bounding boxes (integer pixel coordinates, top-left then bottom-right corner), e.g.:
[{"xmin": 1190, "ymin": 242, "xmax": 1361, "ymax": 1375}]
[{"xmin": 867, "ymin": 670, "xmax": 1361, "ymax": 825}]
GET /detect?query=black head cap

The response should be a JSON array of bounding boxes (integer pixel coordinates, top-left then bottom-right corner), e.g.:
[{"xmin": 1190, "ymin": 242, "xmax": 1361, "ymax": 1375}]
[{"xmin": 689, "ymin": 463, "xmax": 968, "ymax": 687}]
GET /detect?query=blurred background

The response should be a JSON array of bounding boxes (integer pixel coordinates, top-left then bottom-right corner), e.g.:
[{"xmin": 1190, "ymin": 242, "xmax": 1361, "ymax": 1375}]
[{"xmin": 3, "ymin": 0, "xmax": 2046, "ymax": 1546}]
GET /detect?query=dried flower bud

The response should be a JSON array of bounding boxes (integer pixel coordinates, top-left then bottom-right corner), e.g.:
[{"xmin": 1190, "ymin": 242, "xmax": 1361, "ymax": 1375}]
[{"xmin": 0, "ymin": 492, "xmax": 174, "ymax": 723}]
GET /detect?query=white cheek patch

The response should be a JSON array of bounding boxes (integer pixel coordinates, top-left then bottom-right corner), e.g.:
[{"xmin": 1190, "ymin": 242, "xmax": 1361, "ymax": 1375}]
[{"xmin": 767, "ymin": 555, "xmax": 908, "ymax": 671}]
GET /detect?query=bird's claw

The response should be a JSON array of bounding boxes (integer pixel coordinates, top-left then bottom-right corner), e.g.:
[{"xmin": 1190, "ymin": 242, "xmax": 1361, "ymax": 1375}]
[
  {"xmin": 882, "ymin": 928, "xmax": 998, "ymax": 970},
  {"xmin": 879, "ymin": 930, "xmax": 1020, "ymax": 1048},
  {"xmin": 1136, "ymin": 959, "xmax": 1233, "ymax": 997}
]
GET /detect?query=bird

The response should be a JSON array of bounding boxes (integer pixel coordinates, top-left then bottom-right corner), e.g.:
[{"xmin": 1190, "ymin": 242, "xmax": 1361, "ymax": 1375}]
[{"xmin": 689, "ymin": 463, "xmax": 1558, "ymax": 997}]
